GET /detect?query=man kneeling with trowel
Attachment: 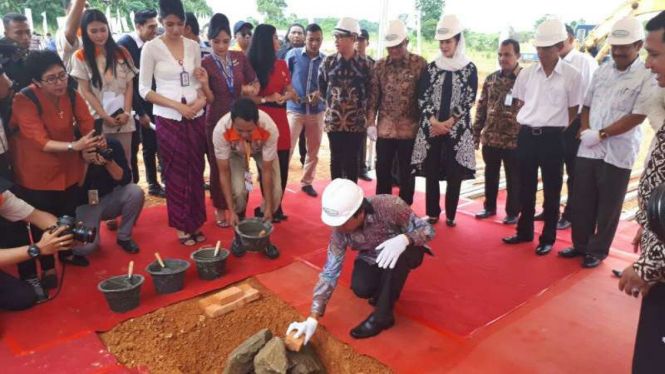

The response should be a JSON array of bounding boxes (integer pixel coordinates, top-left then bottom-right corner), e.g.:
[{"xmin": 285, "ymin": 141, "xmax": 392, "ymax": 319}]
[
  {"xmin": 213, "ymin": 98, "xmax": 282, "ymax": 258},
  {"xmin": 288, "ymin": 179, "xmax": 435, "ymax": 341}
]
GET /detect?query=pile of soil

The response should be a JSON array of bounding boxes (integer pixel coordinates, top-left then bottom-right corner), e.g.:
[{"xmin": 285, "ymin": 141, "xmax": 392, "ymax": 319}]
[{"xmin": 100, "ymin": 278, "xmax": 393, "ymax": 374}]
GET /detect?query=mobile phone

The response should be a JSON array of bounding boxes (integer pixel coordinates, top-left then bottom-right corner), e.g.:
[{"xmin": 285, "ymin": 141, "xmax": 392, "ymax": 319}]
[
  {"xmin": 110, "ymin": 108, "xmax": 125, "ymax": 118},
  {"xmin": 93, "ymin": 118, "xmax": 103, "ymax": 136}
]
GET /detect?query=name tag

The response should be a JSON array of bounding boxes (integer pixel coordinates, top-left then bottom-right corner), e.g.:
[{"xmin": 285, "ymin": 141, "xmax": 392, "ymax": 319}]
[
  {"xmin": 504, "ymin": 93, "xmax": 513, "ymax": 107},
  {"xmin": 244, "ymin": 171, "xmax": 254, "ymax": 192},
  {"xmin": 180, "ymin": 71, "xmax": 190, "ymax": 87}
]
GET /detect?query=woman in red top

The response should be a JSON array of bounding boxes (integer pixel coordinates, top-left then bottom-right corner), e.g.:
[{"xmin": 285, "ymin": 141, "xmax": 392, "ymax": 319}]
[
  {"xmin": 248, "ymin": 24, "xmax": 296, "ymax": 222},
  {"xmin": 196, "ymin": 13, "xmax": 258, "ymax": 228}
]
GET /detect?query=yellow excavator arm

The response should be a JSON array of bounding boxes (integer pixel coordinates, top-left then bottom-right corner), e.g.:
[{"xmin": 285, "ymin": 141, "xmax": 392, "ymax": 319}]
[{"xmin": 583, "ymin": 0, "xmax": 665, "ymax": 62}]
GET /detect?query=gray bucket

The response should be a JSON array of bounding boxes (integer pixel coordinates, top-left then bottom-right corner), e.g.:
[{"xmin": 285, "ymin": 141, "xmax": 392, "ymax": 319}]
[
  {"xmin": 190, "ymin": 247, "xmax": 230, "ymax": 280},
  {"xmin": 98, "ymin": 275, "xmax": 145, "ymax": 313},
  {"xmin": 235, "ymin": 218, "xmax": 274, "ymax": 252},
  {"xmin": 145, "ymin": 259, "xmax": 190, "ymax": 294}
]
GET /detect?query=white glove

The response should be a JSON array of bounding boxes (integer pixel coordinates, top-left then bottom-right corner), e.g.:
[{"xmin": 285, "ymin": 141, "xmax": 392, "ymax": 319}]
[
  {"xmin": 580, "ymin": 129, "xmax": 601, "ymax": 148},
  {"xmin": 367, "ymin": 125, "xmax": 378, "ymax": 141},
  {"xmin": 375, "ymin": 234, "xmax": 409, "ymax": 269},
  {"xmin": 286, "ymin": 317, "xmax": 318, "ymax": 345}
]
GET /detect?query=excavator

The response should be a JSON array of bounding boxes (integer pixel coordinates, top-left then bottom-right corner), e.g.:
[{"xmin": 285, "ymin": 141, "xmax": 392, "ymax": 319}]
[{"xmin": 581, "ymin": 0, "xmax": 665, "ymax": 62}]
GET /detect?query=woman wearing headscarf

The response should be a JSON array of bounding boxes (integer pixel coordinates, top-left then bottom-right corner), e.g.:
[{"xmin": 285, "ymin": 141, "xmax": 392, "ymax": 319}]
[{"xmin": 411, "ymin": 15, "xmax": 478, "ymax": 227}]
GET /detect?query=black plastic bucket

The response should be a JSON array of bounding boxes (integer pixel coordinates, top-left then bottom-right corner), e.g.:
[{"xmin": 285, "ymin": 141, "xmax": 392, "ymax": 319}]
[
  {"xmin": 98, "ymin": 275, "xmax": 145, "ymax": 313},
  {"xmin": 190, "ymin": 247, "xmax": 230, "ymax": 280},
  {"xmin": 145, "ymin": 259, "xmax": 190, "ymax": 294},
  {"xmin": 235, "ymin": 218, "xmax": 274, "ymax": 252}
]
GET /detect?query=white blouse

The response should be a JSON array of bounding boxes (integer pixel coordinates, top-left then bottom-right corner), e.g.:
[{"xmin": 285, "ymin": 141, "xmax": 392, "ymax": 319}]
[{"xmin": 139, "ymin": 37, "xmax": 203, "ymax": 121}]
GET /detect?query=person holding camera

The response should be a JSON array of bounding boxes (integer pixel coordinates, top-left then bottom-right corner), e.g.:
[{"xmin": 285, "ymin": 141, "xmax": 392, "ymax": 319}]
[
  {"xmin": 7, "ymin": 50, "xmax": 97, "ymax": 301},
  {"xmin": 73, "ymin": 136, "xmax": 144, "ymax": 256},
  {"xmin": 0, "ymin": 178, "xmax": 74, "ymax": 310}
]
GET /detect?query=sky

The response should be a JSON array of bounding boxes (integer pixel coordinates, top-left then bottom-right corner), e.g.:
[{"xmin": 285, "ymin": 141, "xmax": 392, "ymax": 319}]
[{"xmin": 209, "ymin": 0, "xmax": 630, "ymax": 33}]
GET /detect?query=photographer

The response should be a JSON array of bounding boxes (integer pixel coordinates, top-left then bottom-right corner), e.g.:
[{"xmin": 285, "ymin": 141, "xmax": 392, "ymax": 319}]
[
  {"xmin": 0, "ymin": 67, "xmax": 12, "ymax": 179},
  {"xmin": 0, "ymin": 13, "xmax": 33, "ymax": 126},
  {"xmin": 0, "ymin": 178, "xmax": 74, "ymax": 310},
  {"xmin": 7, "ymin": 50, "xmax": 96, "ymax": 301},
  {"xmin": 74, "ymin": 136, "xmax": 143, "ymax": 256}
]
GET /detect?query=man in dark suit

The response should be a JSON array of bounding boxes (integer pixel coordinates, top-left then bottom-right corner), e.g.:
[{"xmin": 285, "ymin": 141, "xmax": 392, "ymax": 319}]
[{"xmin": 117, "ymin": 10, "xmax": 165, "ymax": 198}]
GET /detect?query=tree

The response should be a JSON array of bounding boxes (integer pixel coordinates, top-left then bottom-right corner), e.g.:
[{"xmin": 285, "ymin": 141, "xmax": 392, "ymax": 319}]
[
  {"xmin": 533, "ymin": 14, "xmax": 554, "ymax": 30},
  {"xmin": 416, "ymin": 0, "xmax": 444, "ymax": 39},
  {"xmin": 256, "ymin": 0, "xmax": 288, "ymax": 28},
  {"xmin": 398, "ymin": 13, "xmax": 409, "ymax": 25}
]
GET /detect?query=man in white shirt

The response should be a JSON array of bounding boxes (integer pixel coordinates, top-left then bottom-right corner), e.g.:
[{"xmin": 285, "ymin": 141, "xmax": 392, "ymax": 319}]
[
  {"xmin": 558, "ymin": 17, "xmax": 653, "ymax": 268},
  {"xmin": 56, "ymin": 0, "xmax": 88, "ymax": 72},
  {"xmin": 212, "ymin": 99, "xmax": 281, "ymax": 258},
  {"xmin": 502, "ymin": 19, "xmax": 583, "ymax": 256},
  {"xmin": 552, "ymin": 25, "xmax": 599, "ymax": 230}
]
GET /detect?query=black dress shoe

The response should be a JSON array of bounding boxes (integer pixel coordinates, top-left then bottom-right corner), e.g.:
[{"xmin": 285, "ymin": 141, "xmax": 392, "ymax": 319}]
[
  {"xmin": 534, "ymin": 212, "xmax": 545, "ymax": 221},
  {"xmin": 446, "ymin": 219, "xmax": 456, "ymax": 227},
  {"xmin": 503, "ymin": 216, "xmax": 518, "ymax": 225},
  {"xmin": 301, "ymin": 185, "xmax": 318, "ymax": 197},
  {"xmin": 475, "ymin": 210, "xmax": 496, "ymax": 219},
  {"xmin": 427, "ymin": 216, "xmax": 439, "ymax": 224},
  {"xmin": 557, "ymin": 218, "xmax": 571, "ymax": 230},
  {"xmin": 581, "ymin": 255, "xmax": 602, "ymax": 268},
  {"xmin": 203, "ymin": 183, "xmax": 211, "ymax": 191},
  {"xmin": 350, "ymin": 313, "xmax": 395, "ymax": 339},
  {"xmin": 117, "ymin": 239, "xmax": 140, "ymax": 254},
  {"xmin": 535, "ymin": 244, "xmax": 553, "ymax": 256},
  {"xmin": 612, "ymin": 269, "xmax": 623, "ymax": 278},
  {"xmin": 502, "ymin": 235, "xmax": 533, "ymax": 244},
  {"xmin": 359, "ymin": 172, "xmax": 373, "ymax": 182},
  {"xmin": 148, "ymin": 185, "xmax": 166, "ymax": 198},
  {"xmin": 558, "ymin": 247, "xmax": 583, "ymax": 259}
]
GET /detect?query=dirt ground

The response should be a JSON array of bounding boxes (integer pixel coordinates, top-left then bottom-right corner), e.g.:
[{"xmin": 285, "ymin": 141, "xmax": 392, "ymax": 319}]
[{"xmin": 100, "ymin": 278, "xmax": 393, "ymax": 374}]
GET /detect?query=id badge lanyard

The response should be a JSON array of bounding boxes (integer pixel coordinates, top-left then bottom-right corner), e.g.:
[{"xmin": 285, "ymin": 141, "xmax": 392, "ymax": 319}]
[
  {"xmin": 212, "ymin": 53, "xmax": 234, "ymax": 96},
  {"xmin": 179, "ymin": 59, "xmax": 190, "ymax": 88},
  {"xmin": 244, "ymin": 141, "xmax": 253, "ymax": 192}
]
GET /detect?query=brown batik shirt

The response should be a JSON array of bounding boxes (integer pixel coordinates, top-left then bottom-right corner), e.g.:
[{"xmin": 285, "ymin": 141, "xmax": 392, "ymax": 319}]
[
  {"xmin": 473, "ymin": 65, "xmax": 523, "ymax": 150},
  {"xmin": 368, "ymin": 52, "xmax": 428, "ymax": 139},
  {"xmin": 318, "ymin": 52, "xmax": 373, "ymax": 133}
]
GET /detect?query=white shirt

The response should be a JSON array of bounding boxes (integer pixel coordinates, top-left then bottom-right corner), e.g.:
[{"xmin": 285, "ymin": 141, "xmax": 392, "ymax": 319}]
[
  {"xmin": 0, "ymin": 190, "xmax": 34, "ymax": 222},
  {"xmin": 562, "ymin": 49, "xmax": 598, "ymax": 113},
  {"xmin": 131, "ymin": 32, "xmax": 145, "ymax": 49},
  {"xmin": 212, "ymin": 110, "xmax": 279, "ymax": 162},
  {"xmin": 513, "ymin": 59, "xmax": 583, "ymax": 128},
  {"xmin": 55, "ymin": 27, "xmax": 81, "ymax": 72},
  {"xmin": 139, "ymin": 37, "xmax": 203, "ymax": 121},
  {"xmin": 578, "ymin": 57, "xmax": 655, "ymax": 170}
]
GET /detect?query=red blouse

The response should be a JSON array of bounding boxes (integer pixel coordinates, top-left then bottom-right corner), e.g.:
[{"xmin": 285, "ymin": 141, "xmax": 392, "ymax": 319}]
[{"xmin": 258, "ymin": 59, "xmax": 292, "ymax": 151}]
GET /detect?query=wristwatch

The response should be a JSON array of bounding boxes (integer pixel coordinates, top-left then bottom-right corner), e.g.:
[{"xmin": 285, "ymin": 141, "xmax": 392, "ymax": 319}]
[
  {"xmin": 67, "ymin": 142, "xmax": 74, "ymax": 152},
  {"xmin": 27, "ymin": 244, "xmax": 41, "ymax": 259},
  {"xmin": 599, "ymin": 129, "xmax": 609, "ymax": 140}
]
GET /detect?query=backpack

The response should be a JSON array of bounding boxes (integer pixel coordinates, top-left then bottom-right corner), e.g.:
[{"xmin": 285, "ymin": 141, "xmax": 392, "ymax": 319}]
[{"xmin": 17, "ymin": 86, "xmax": 81, "ymax": 139}]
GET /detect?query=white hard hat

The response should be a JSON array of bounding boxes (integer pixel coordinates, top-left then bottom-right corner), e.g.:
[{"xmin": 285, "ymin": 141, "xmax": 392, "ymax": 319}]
[
  {"xmin": 435, "ymin": 15, "xmax": 462, "ymax": 41},
  {"xmin": 384, "ymin": 20, "xmax": 408, "ymax": 47},
  {"xmin": 321, "ymin": 179, "xmax": 364, "ymax": 227},
  {"xmin": 608, "ymin": 16, "xmax": 645, "ymax": 45},
  {"xmin": 534, "ymin": 19, "xmax": 567, "ymax": 47},
  {"xmin": 334, "ymin": 17, "xmax": 361, "ymax": 36}
]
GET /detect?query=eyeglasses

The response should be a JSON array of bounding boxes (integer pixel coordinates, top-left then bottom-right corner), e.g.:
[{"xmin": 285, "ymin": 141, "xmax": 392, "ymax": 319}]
[{"xmin": 41, "ymin": 71, "xmax": 69, "ymax": 85}]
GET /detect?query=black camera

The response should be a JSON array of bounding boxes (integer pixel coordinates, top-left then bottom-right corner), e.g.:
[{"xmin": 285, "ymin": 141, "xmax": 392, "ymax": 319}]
[
  {"xmin": 95, "ymin": 147, "xmax": 113, "ymax": 161},
  {"xmin": 54, "ymin": 216, "xmax": 96, "ymax": 243}
]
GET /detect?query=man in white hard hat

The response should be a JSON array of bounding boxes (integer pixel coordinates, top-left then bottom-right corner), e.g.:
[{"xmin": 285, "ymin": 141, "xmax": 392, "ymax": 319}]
[
  {"xmin": 318, "ymin": 17, "xmax": 373, "ymax": 183},
  {"xmin": 502, "ymin": 19, "xmax": 583, "ymax": 256},
  {"xmin": 618, "ymin": 11, "xmax": 665, "ymax": 373},
  {"xmin": 287, "ymin": 179, "xmax": 435, "ymax": 341},
  {"xmin": 541, "ymin": 24, "xmax": 598, "ymax": 230},
  {"xmin": 367, "ymin": 20, "xmax": 427, "ymax": 207},
  {"xmin": 558, "ymin": 16, "xmax": 653, "ymax": 269}
]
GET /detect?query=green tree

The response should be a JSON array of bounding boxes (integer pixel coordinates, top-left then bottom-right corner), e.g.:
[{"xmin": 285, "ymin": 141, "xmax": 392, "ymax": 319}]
[
  {"xmin": 256, "ymin": 0, "xmax": 288, "ymax": 28},
  {"xmin": 416, "ymin": 0, "xmax": 444, "ymax": 39},
  {"xmin": 533, "ymin": 14, "xmax": 554, "ymax": 30}
]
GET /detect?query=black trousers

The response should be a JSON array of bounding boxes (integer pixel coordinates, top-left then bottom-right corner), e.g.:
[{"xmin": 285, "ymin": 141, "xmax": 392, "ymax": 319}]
[
  {"xmin": 0, "ymin": 270, "xmax": 36, "ymax": 311},
  {"xmin": 516, "ymin": 126, "xmax": 564, "ymax": 245},
  {"xmin": 425, "ymin": 137, "xmax": 463, "ymax": 220},
  {"xmin": 11, "ymin": 184, "xmax": 82, "ymax": 279},
  {"xmin": 482, "ymin": 145, "xmax": 520, "ymax": 217},
  {"xmin": 561, "ymin": 118, "xmax": 581, "ymax": 221},
  {"xmin": 0, "ymin": 151, "xmax": 11, "ymax": 181},
  {"xmin": 350, "ymin": 246, "xmax": 426, "ymax": 325},
  {"xmin": 298, "ymin": 129, "xmax": 307, "ymax": 165},
  {"xmin": 375, "ymin": 138, "xmax": 415, "ymax": 205},
  {"xmin": 141, "ymin": 125, "xmax": 164, "ymax": 187},
  {"xmin": 130, "ymin": 129, "xmax": 140, "ymax": 183},
  {"xmin": 359, "ymin": 133, "xmax": 369, "ymax": 174},
  {"xmin": 328, "ymin": 132, "xmax": 364, "ymax": 183},
  {"xmin": 571, "ymin": 158, "xmax": 631, "ymax": 258},
  {"xmin": 257, "ymin": 149, "xmax": 290, "ymax": 215},
  {"xmin": 632, "ymin": 282, "xmax": 665, "ymax": 374}
]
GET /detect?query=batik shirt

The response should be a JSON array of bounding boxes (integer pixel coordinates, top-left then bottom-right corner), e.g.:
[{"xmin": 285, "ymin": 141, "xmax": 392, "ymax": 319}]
[
  {"xmin": 473, "ymin": 65, "xmax": 523, "ymax": 150},
  {"xmin": 311, "ymin": 195, "xmax": 435, "ymax": 316},
  {"xmin": 318, "ymin": 52, "xmax": 373, "ymax": 133}
]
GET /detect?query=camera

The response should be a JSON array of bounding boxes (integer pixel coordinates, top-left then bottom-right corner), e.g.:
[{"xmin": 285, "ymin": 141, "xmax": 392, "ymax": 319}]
[
  {"xmin": 0, "ymin": 38, "xmax": 20, "ymax": 65},
  {"xmin": 95, "ymin": 147, "xmax": 113, "ymax": 161},
  {"xmin": 54, "ymin": 216, "xmax": 97, "ymax": 243}
]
